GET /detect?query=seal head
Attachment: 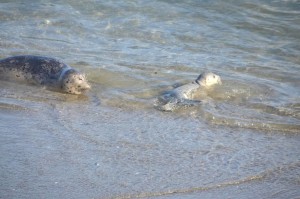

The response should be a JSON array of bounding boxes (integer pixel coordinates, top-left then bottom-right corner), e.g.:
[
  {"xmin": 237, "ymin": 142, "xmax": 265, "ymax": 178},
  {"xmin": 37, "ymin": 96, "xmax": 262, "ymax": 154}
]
[
  {"xmin": 60, "ymin": 69, "xmax": 91, "ymax": 94},
  {"xmin": 195, "ymin": 72, "xmax": 222, "ymax": 87}
]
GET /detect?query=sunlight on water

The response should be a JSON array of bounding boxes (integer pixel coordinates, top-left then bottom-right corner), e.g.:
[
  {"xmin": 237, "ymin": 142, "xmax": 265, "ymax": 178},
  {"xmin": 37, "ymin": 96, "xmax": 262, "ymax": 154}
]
[{"xmin": 0, "ymin": 0, "xmax": 300, "ymax": 198}]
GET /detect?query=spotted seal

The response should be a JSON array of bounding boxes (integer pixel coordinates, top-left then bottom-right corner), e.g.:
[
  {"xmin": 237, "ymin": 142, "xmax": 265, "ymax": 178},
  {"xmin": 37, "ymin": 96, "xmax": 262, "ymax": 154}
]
[
  {"xmin": 157, "ymin": 72, "xmax": 222, "ymax": 111},
  {"xmin": 0, "ymin": 55, "xmax": 91, "ymax": 94}
]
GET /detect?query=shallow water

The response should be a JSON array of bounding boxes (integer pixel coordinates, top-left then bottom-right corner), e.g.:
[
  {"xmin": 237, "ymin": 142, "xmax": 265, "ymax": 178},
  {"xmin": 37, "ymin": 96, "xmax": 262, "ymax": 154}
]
[{"xmin": 1, "ymin": 1, "xmax": 300, "ymax": 198}]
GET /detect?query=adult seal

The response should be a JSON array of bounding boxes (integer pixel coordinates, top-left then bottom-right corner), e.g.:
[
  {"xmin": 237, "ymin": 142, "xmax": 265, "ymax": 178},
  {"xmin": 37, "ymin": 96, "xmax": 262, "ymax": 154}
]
[
  {"xmin": 0, "ymin": 55, "xmax": 91, "ymax": 94},
  {"xmin": 157, "ymin": 72, "xmax": 222, "ymax": 111}
]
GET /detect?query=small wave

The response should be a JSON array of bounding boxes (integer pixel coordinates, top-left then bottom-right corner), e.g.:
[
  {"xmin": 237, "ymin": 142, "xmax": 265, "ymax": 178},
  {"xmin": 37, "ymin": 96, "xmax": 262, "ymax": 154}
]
[
  {"xmin": 113, "ymin": 162, "xmax": 300, "ymax": 199},
  {"xmin": 0, "ymin": 102, "xmax": 29, "ymax": 111}
]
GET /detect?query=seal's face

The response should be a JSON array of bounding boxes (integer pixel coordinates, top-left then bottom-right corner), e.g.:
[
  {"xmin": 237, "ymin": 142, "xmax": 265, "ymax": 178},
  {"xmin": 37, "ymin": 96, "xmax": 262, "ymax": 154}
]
[
  {"xmin": 197, "ymin": 72, "xmax": 222, "ymax": 87},
  {"xmin": 62, "ymin": 72, "xmax": 91, "ymax": 94}
]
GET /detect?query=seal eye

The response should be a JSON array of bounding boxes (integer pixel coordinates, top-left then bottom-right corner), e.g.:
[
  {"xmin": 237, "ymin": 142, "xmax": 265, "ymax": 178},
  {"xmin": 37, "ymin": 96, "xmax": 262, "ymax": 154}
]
[{"xmin": 213, "ymin": 75, "xmax": 216, "ymax": 78}]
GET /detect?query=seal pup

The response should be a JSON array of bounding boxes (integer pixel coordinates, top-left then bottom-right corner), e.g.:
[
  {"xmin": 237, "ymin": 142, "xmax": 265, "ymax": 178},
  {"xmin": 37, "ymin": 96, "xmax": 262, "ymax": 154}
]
[
  {"xmin": 157, "ymin": 72, "xmax": 222, "ymax": 111},
  {"xmin": 0, "ymin": 55, "xmax": 91, "ymax": 94}
]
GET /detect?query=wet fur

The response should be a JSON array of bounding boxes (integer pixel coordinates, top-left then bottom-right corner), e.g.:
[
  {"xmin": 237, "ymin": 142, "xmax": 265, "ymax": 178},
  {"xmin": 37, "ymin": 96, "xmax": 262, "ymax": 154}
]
[
  {"xmin": 0, "ymin": 55, "xmax": 90, "ymax": 94},
  {"xmin": 157, "ymin": 72, "xmax": 221, "ymax": 111}
]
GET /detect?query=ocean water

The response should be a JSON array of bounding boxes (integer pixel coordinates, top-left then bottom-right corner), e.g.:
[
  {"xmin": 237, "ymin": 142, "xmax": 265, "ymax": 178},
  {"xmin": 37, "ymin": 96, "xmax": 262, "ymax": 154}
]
[{"xmin": 0, "ymin": 1, "xmax": 300, "ymax": 198}]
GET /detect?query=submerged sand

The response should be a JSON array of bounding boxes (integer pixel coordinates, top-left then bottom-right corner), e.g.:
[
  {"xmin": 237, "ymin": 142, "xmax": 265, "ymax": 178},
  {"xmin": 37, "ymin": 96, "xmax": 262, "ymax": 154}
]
[{"xmin": 1, "ymin": 82, "xmax": 300, "ymax": 199}]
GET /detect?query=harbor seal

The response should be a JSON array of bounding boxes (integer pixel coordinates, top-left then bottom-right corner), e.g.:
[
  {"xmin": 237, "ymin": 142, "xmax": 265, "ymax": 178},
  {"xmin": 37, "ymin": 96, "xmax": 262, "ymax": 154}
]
[
  {"xmin": 157, "ymin": 72, "xmax": 222, "ymax": 111},
  {"xmin": 0, "ymin": 55, "xmax": 91, "ymax": 94}
]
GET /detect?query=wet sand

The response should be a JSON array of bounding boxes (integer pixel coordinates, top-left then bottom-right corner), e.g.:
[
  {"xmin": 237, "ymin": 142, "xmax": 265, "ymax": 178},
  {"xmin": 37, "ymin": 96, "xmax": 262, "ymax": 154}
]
[{"xmin": 1, "ymin": 82, "xmax": 300, "ymax": 199}]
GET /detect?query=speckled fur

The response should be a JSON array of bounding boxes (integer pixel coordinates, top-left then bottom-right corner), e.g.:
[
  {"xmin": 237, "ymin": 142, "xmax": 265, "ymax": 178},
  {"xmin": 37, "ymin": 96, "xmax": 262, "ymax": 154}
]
[
  {"xmin": 0, "ymin": 55, "xmax": 91, "ymax": 94},
  {"xmin": 60, "ymin": 69, "xmax": 91, "ymax": 94}
]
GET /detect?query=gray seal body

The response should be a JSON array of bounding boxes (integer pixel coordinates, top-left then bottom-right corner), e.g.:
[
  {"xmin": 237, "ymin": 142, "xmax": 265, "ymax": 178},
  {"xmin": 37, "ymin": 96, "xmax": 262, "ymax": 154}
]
[
  {"xmin": 0, "ymin": 55, "xmax": 91, "ymax": 94},
  {"xmin": 157, "ymin": 72, "xmax": 222, "ymax": 111}
]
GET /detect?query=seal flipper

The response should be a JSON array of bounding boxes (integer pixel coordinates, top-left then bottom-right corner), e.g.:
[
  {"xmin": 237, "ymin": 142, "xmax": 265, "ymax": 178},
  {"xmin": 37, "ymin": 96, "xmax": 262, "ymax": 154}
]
[
  {"xmin": 158, "ymin": 97, "xmax": 179, "ymax": 112},
  {"xmin": 158, "ymin": 98, "xmax": 202, "ymax": 112},
  {"xmin": 177, "ymin": 99, "xmax": 201, "ymax": 108}
]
